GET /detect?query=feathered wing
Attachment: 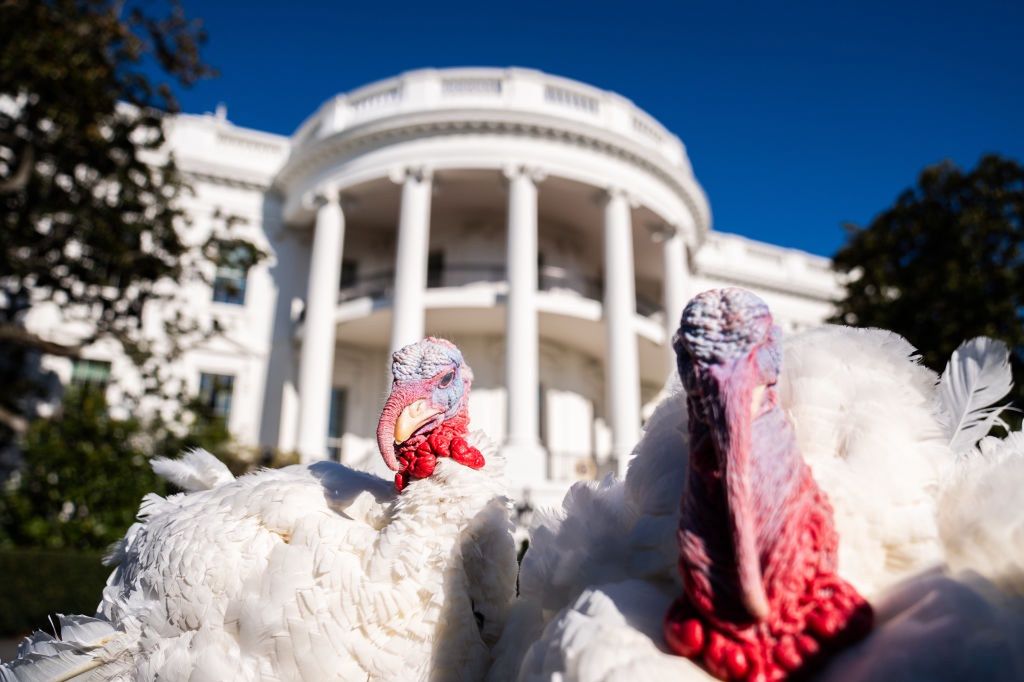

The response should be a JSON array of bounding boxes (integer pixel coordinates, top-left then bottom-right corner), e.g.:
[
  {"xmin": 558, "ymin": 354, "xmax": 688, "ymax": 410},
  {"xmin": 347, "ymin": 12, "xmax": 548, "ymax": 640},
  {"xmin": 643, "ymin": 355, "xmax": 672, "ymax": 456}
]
[
  {"xmin": 488, "ymin": 377, "xmax": 688, "ymax": 681},
  {"xmin": 517, "ymin": 374, "xmax": 688, "ymax": 612},
  {"xmin": 0, "ymin": 615, "xmax": 131, "ymax": 682},
  {"xmin": 816, "ymin": 569, "xmax": 1024, "ymax": 682},
  {"xmin": 515, "ymin": 580, "xmax": 710, "ymax": 682},
  {"xmin": 779, "ymin": 326, "xmax": 951, "ymax": 595},
  {"xmin": 939, "ymin": 337, "xmax": 1014, "ymax": 455},
  {"xmin": 3, "ymin": 445, "xmax": 516, "ymax": 682},
  {"xmin": 790, "ymin": 336, "xmax": 1024, "ymax": 682},
  {"xmin": 938, "ymin": 431, "xmax": 1024, "ymax": 596},
  {"xmin": 97, "ymin": 461, "xmax": 404, "ymax": 681},
  {"xmin": 149, "ymin": 448, "xmax": 234, "ymax": 492}
]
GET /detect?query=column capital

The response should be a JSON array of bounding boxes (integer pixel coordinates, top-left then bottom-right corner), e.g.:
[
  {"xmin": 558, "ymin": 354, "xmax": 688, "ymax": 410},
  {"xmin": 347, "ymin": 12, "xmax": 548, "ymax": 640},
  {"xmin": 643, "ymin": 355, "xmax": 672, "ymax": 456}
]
[
  {"xmin": 502, "ymin": 164, "xmax": 547, "ymax": 185},
  {"xmin": 596, "ymin": 186, "xmax": 639, "ymax": 209},
  {"xmin": 301, "ymin": 185, "xmax": 345, "ymax": 212},
  {"xmin": 646, "ymin": 221, "xmax": 682, "ymax": 243},
  {"xmin": 388, "ymin": 165, "xmax": 433, "ymax": 185}
]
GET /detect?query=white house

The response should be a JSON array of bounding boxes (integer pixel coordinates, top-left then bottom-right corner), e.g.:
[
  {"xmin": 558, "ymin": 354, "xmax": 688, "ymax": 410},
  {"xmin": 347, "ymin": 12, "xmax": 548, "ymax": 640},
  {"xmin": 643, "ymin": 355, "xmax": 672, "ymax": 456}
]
[{"xmin": 34, "ymin": 68, "xmax": 840, "ymax": 507}]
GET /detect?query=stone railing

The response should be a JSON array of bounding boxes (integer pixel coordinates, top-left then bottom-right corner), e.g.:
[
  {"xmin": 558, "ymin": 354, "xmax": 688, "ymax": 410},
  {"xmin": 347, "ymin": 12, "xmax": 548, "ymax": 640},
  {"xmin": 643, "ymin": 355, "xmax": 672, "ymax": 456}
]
[
  {"xmin": 338, "ymin": 262, "xmax": 663, "ymax": 317},
  {"xmin": 289, "ymin": 68, "xmax": 687, "ymax": 167}
]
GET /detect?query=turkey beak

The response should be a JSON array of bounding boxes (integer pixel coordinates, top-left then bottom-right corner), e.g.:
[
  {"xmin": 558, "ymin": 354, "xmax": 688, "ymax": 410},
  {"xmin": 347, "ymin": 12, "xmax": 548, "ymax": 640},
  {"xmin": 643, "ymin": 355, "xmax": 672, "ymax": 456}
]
[
  {"xmin": 377, "ymin": 389, "xmax": 441, "ymax": 472},
  {"xmin": 708, "ymin": 356, "xmax": 770, "ymax": 621},
  {"xmin": 394, "ymin": 399, "xmax": 442, "ymax": 443}
]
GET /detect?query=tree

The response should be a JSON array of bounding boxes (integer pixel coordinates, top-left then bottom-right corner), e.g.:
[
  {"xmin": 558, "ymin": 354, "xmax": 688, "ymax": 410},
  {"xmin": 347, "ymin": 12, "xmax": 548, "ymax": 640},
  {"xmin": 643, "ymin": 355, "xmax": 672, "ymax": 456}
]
[
  {"xmin": 0, "ymin": 0, "xmax": 262, "ymax": 445},
  {"xmin": 0, "ymin": 388, "xmax": 165, "ymax": 550},
  {"xmin": 831, "ymin": 154, "xmax": 1024, "ymax": 419},
  {"xmin": 0, "ymin": 386, "xmax": 264, "ymax": 551}
]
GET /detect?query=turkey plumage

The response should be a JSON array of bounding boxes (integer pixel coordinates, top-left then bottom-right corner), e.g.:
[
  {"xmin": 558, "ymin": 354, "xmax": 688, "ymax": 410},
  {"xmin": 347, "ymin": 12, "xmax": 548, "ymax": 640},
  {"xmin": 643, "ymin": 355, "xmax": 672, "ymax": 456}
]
[
  {"xmin": 1, "ymin": 337, "xmax": 518, "ymax": 682},
  {"xmin": 494, "ymin": 288, "xmax": 1024, "ymax": 682}
]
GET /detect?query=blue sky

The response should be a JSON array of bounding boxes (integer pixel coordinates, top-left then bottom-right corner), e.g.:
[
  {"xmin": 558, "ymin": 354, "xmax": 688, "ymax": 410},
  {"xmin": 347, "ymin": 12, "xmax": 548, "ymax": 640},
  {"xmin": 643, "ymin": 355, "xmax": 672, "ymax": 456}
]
[{"xmin": 168, "ymin": 0, "xmax": 1023, "ymax": 257}]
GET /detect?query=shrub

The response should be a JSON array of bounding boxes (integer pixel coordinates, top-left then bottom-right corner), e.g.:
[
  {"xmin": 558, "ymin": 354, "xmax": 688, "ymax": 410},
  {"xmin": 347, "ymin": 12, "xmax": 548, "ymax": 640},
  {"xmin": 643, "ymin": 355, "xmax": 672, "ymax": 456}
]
[{"xmin": 0, "ymin": 549, "xmax": 110, "ymax": 636}]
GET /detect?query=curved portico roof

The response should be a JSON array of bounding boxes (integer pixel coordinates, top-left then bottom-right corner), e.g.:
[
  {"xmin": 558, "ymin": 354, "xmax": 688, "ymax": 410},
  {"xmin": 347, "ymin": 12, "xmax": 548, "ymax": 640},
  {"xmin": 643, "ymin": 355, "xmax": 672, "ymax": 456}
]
[{"xmin": 273, "ymin": 67, "xmax": 711, "ymax": 238}]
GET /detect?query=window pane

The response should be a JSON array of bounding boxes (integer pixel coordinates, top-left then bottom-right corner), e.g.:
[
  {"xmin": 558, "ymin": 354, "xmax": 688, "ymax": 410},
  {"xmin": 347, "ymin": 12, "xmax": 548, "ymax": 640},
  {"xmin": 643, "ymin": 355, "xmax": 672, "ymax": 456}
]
[
  {"xmin": 213, "ymin": 272, "xmax": 247, "ymax": 304},
  {"xmin": 71, "ymin": 359, "xmax": 111, "ymax": 388},
  {"xmin": 339, "ymin": 260, "xmax": 358, "ymax": 289},
  {"xmin": 328, "ymin": 387, "xmax": 347, "ymax": 439},
  {"xmin": 327, "ymin": 387, "xmax": 347, "ymax": 462},
  {"xmin": 427, "ymin": 251, "xmax": 444, "ymax": 288},
  {"xmin": 212, "ymin": 247, "xmax": 250, "ymax": 305},
  {"xmin": 199, "ymin": 372, "xmax": 235, "ymax": 419}
]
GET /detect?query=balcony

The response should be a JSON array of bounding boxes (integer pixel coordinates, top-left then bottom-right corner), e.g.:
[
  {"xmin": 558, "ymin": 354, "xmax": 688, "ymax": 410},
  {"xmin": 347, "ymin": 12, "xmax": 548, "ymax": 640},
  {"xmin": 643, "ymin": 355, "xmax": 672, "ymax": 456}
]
[
  {"xmin": 338, "ymin": 264, "xmax": 663, "ymax": 318},
  {"xmin": 290, "ymin": 68, "xmax": 687, "ymax": 169}
]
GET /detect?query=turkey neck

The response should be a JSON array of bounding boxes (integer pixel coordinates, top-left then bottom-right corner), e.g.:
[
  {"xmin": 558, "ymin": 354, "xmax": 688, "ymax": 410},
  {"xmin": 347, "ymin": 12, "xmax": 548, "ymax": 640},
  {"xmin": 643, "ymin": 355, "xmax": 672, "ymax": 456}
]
[
  {"xmin": 680, "ymin": 386, "xmax": 811, "ymax": 627},
  {"xmin": 370, "ymin": 437, "xmax": 506, "ymax": 577}
]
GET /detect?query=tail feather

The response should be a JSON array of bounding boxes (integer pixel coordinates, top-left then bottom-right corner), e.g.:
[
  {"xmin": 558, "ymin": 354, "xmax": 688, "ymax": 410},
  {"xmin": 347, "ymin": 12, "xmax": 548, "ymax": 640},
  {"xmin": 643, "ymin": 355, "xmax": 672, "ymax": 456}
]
[
  {"xmin": 940, "ymin": 337, "xmax": 1014, "ymax": 455},
  {"xmin": 0, "ymin": 615, "xmax": 128, "ymax": 682},
  {"xmin": 151, "ymin": 448, "xmax": 234, "ymax": 492}
]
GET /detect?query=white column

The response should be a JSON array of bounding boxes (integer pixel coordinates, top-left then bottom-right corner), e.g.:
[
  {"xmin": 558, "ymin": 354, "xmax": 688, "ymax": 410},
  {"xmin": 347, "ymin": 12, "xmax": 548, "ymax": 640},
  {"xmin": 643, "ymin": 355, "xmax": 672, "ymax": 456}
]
[
  {"xmin": 389, "ymin": 167, "xmax": 433, "ymax": 356},
  {"xmin": 603, "ymin": 188, "xmax": 642, "ymax": 477},
  {"xmin": 297, "ymin": 188, "xmax": 344, "ymax": 462},
  {"xmin": 661, "ymin": 223, "xmax": 689, "ymax": 370},
  {"xmin": 502, "ymin": 165, "xmax": 546, "ymax": 487}
]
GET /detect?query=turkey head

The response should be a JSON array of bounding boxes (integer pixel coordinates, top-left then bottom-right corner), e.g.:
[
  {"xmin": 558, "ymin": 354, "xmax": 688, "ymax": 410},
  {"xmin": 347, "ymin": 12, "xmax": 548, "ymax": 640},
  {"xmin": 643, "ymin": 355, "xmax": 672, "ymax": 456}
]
[
  {"xmin": 663, "ymin": 288, "xmax": 872, "ymax": 681},
  {"xmin": 377, "ymin": 337, "xmax": 485, "ymax": 492}
]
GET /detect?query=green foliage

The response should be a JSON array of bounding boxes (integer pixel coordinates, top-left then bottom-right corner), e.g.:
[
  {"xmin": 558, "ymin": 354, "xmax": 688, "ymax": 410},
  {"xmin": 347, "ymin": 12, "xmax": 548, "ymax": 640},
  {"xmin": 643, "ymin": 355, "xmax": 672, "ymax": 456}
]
[
  {"xmin": 0, "ymin": 388, "xmax": 267, "ymax": 552},
  {"xmin": 0, "ymin": 0, "xmax": 209, "ymax": 345},
  {"xmin": 0, "ymin": 389, "xmax": 164, "ymax": 550},
  {"xmin": 0, "ymin": 0, "xmax": 265, "ymax": 443},
  {"xmin": 831, "ymin": 154, "xmax": 1024, "ymax": 421},
  {"xmin": 0, "ymin": 549, "xmax": 110, "ymax": 636}
]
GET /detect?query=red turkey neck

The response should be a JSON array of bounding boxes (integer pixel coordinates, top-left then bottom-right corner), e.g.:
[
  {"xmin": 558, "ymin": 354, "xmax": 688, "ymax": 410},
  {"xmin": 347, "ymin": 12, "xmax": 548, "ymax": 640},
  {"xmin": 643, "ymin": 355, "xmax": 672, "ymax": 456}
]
[
  {"xmin": 393, "ymin": 409, "xmax": 484, "ymax": 492},
  {"xmin": 665, "ymin": 390, "xmax": 873, "ymax": 681}
]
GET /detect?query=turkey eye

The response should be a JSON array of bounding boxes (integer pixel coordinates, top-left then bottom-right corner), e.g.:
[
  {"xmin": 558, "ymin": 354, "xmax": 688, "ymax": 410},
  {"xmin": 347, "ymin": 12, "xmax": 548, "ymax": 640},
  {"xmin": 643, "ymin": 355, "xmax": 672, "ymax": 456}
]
[{"xmin": 438, "ymin": 371, "xmax": 455, "ymax": 388}]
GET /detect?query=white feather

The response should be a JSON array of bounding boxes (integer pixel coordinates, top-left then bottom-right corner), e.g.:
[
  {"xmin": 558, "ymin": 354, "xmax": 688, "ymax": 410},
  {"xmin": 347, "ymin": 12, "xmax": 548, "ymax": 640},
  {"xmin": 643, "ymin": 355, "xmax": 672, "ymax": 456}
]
[
  {"xmin": 938, "ymin": 431, "xmax": 1024, "ymax": 596},
  {"xmin": 2, "ymin": 440, "xmax": 517, "ymax": 681},
  {"xmin": 939, "ymin": 337, "xmax": 1014, "ymax": 455},
  {"xmin": 497, "ymin": 324, "xmax": 1024, "ymax": 682},
  {"xmin": 150, "ymin": 448, "xmax": 234, "ymax": 492}
]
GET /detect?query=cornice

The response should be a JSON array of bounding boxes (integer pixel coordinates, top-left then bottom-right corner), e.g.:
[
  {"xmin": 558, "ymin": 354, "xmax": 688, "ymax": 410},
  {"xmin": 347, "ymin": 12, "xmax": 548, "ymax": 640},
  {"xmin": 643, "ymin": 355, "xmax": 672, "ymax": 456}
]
[
  {"xmin": 178, "ymin": 153, "xmax": 281, "ymax": 192},
  {"xmin": 182, "ymin": 169, "xmax": 272, "ymax": 192},
  {"xmin": 694, "ymin": 264, "xmax": 840, "ymax": 302},
  {"xmin": 272, "ymin": 108, "xmax": 711, "ymax": 238}
]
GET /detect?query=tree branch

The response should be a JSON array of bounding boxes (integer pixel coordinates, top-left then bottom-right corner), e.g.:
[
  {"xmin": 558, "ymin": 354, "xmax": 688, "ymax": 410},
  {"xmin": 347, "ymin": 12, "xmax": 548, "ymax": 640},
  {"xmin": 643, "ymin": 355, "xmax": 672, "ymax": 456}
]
[
  {"xmin": 0, "ymin": 144, "xmax": 34, "ymax": 195},
  {"xmin": 0, "ymin": 404, "xmax": 30, "ymax": 434},
  {"xmin": 0, "ymin": 323, "xmax": 85, "ymax": 357}
]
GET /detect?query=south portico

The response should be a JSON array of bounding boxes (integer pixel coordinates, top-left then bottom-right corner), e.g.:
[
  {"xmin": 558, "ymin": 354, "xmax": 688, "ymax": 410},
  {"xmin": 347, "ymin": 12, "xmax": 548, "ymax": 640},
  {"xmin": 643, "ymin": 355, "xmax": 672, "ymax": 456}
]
[
  {"xmin": 286, "ymin": 163, "xmax": 698, "ymax": 489},
  {"xmin": 272, "ymin": 68, "xmax": 710, "ymax": 498}
]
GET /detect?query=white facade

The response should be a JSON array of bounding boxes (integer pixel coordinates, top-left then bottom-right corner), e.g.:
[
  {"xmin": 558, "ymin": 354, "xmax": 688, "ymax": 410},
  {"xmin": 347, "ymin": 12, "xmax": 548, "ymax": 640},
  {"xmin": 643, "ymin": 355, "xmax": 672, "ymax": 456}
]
[{"xmin": 32, "ymin": 68, "xmax": 841, "ymax": 507}]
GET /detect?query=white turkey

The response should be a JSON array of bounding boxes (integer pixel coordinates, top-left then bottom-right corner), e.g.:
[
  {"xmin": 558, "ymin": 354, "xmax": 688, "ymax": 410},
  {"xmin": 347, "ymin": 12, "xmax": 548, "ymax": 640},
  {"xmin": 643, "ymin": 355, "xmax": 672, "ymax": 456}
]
[
  {"xmin": 492, "ymin": 287, "xmax": 1024, "ymax": 681},
  {"xmin": 1, "ymin": 337, "xmax": 518, "ymax": 682}
]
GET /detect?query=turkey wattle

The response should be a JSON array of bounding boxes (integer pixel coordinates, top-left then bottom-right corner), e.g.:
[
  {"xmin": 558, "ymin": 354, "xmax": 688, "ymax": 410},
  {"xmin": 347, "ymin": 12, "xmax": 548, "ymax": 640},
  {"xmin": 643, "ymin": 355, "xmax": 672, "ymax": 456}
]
[{"xmin": 664, "ymin": 288, "xmax": 872, "ymax": 680}]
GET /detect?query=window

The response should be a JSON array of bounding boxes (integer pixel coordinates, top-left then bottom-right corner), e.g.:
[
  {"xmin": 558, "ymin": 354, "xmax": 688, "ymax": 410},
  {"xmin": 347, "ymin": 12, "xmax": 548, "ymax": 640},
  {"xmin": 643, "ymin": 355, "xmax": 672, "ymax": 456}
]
[
  {"xmin": 70, "ymin": 359, "xmax": 111, "ymax": 390},
  {"xmin": 427, "ymin": 250, "xmax": 444, "ymax": 288},
  {"xmin": 199, "ymin": 373, "xmax": 235, "ymax": 419},
  {"xmin": 339, "ymin": 259, "xmax": 358, "ymax": 290},
  {"xmin": 327, "ymin": 387, "xmax": 347, "ymax": 462},
  {"xmin": 212, "ymin": 247, "xmax": 251, "ymax": 305}
]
